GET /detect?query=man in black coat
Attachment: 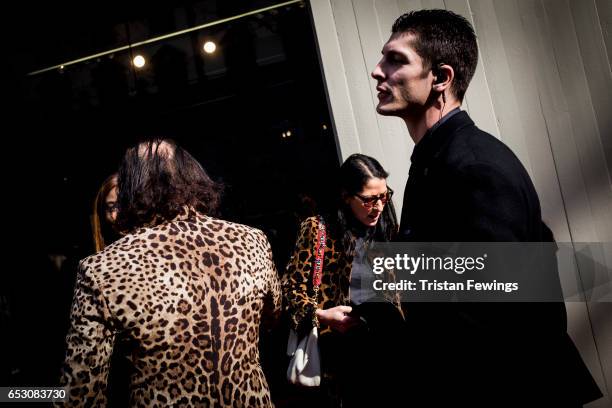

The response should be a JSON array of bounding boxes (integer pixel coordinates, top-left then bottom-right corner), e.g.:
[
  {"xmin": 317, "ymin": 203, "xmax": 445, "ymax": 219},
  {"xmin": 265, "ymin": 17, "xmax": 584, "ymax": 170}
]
[{"xmin": 371, "ymin": 9, "xmax": 602, "ymax": 407}]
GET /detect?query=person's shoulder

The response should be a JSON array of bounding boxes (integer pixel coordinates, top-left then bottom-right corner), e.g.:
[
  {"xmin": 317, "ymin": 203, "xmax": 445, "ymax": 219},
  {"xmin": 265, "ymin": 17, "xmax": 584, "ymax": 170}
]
[
  {"xmin": 79, "ymin": 232, "xmax": 140, "ymax": 270},
  {"xmin": 297, "ymin": 215, "xmax": 324, "ymax": 236},
  {"xmin": 445, "ymin": 127, "xmax": 536, "ymax": 195},
  {"xmin": 78, "ymin": 253, "xmax": 98, "ymax": 271},
  {"xmin": 300, "ymin": 215, "xmax": 320, "ymax": 228},
  {"xmin": 201, "ymin": 215, "xmax": 260, "ymax": 233},
  {"xmin": 193, "ymin": 214, "xmax": 270, "ymax": 243},
  {"xmin": 448, "ymin": 122, "xmax": 522, "ymax": 171}
]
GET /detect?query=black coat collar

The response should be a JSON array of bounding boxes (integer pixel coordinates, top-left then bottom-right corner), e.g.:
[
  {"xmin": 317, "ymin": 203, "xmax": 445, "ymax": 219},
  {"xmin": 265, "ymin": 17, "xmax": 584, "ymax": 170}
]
[{"xmin": 410, "ymin": 110, "xmax": 473, "ymax": 166}]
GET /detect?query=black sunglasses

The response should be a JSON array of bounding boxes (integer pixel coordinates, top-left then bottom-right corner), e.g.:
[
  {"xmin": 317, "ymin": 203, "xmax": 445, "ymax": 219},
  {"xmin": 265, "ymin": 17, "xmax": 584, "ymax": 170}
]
[{"xmin": 354, "ymin": 189, "xmax": 393, "ymax": 208}]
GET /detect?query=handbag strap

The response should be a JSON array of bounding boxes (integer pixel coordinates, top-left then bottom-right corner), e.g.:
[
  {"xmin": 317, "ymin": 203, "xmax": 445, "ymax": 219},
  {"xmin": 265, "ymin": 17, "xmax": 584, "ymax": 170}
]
[
  {"xmin": 311, "ymin": 216, "xmax": 326, "ymax": 327},
  {"xmin": 312, "ymin": 215, "xmax": 326, "ymax": 289}
]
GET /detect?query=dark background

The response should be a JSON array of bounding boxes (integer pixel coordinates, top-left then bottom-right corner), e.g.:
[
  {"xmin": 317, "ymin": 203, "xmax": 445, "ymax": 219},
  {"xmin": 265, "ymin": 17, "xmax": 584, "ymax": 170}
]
[{"xmin": 2, "ymin": 1, "xmax": 339, "ymax": 405}]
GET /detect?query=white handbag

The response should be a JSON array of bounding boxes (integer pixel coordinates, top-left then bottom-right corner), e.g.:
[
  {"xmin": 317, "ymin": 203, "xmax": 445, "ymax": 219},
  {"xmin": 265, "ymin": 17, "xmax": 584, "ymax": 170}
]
[
  {"xmin": 286, "ymin": 216, "xmax": 326, "ymax": 387},
  {"xmin": 286, "ymin": 326, "xmax": 321, "ymax": 386}
]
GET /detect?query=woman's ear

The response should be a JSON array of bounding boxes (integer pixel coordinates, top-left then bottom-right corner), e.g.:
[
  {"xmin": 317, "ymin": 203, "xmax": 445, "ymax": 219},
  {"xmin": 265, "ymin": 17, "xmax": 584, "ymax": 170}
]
[{"xmin": 341, "ymin": 190, "xmax": 350, "ymax": 205}]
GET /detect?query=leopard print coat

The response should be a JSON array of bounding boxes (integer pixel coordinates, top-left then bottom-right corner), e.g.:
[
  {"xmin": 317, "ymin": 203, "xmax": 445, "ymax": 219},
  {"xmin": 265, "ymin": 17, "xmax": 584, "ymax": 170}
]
[
  {"xmin": 58, "ymin": 209, "xmax": 281, "ymax": 407},
  {"xmin": 282, "ymin": 216, "xmax": 401, "ymax": 337}
]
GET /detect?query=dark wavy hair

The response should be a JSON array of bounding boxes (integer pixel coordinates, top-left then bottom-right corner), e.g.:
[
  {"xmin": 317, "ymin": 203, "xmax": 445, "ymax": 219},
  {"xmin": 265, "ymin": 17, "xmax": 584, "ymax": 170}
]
[
  {"xmin": 115, "ymin": 138, "xmax": 223, "ymax": 232},
  {"xmin": 327, "ymin": 153, "xmax": 398, "ymax": 250},
  {"xmin": 392, "ymin": 9, "xmax": 478, "ymax": 102}
]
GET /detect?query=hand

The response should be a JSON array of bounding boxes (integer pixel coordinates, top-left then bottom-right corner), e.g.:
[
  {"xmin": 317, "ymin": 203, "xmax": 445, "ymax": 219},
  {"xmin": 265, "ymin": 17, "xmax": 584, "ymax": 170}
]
[{"xmin": 315, "ymin": 306, "xmax": 361, "ymax": 333}]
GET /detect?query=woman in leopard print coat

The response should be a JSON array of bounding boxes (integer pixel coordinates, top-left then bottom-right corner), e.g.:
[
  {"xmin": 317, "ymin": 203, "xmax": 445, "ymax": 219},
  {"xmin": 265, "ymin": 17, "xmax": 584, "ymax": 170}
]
[{"xmin": 282, "ymin": 154, "xmax": 404, "ymax": 407}]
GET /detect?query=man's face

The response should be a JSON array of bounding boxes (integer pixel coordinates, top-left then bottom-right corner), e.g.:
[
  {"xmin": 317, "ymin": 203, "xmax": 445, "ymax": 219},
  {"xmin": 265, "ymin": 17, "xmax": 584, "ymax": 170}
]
[{"xmin": 371, "ymin": 32, "xmax": 434, "ymax": 119}]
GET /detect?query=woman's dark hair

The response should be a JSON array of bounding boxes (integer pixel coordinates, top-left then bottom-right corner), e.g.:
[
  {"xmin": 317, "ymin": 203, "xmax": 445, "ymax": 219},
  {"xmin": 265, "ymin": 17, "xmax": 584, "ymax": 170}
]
[
  {"xmin": 115, "ymin": 138, "xmax": 223, "ymax": 232},
  {"xmin": 328, "ymin": 153, "xmax": 398, "ymax": 250}
]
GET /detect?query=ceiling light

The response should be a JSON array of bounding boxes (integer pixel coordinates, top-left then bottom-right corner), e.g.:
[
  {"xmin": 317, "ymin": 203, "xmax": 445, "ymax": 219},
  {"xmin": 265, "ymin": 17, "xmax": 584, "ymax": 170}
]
[
  {"xmin": 133, "ymin": 55, "xmax": 146, "ymax": 68},
  {"xmin": 203, "ymin": 41, "xmax": 217, "ymax": 54}
]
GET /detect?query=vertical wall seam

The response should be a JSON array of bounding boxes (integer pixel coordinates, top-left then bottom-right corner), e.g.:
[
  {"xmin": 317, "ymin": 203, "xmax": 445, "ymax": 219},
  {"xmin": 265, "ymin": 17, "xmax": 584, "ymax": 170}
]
[
  {"xmin": 328, "ymin": 0, "xmax": 363, "ymax": 157},
  {"xmin": 466, "ymin": 0, "xmax": 502, "ymax": 138},
  {"xmin": 351, "ymin": 0, "xmax": 386, "ymax": 161},
  {"xmin": 592, "ymin": 0, "xmax": 612, "ymax": 74},
  {"xmin": 568, "ymin": 0, "xmax": 612, "ymax": 192}
]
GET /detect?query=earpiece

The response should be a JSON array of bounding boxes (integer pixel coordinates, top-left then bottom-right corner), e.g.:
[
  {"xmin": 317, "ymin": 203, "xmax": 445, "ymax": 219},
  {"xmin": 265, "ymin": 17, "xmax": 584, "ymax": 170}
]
[
  {"xmin": 435, "ymin": 62, "xmax": 447, "ymax": 117},
  {"xmin": 433, "ymin": 63, "xmax": 446, "ymax": 85}
]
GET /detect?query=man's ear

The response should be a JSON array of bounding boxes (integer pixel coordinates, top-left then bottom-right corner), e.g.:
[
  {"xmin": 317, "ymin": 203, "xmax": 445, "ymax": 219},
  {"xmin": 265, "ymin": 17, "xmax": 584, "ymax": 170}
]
[{"xmin": 432, "ymin": 64, "xmax": 454, "ymax": 91}]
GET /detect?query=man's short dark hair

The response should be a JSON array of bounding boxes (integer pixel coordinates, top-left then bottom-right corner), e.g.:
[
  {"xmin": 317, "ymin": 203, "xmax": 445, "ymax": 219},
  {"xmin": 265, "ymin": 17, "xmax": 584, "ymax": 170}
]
[
  {"xmin": 392, "ymin": 9, "xmax": 478, "ymax": 102},
  {"xmin": 116, "ymin": 138, "xmax": 223, "ymax": 232}
]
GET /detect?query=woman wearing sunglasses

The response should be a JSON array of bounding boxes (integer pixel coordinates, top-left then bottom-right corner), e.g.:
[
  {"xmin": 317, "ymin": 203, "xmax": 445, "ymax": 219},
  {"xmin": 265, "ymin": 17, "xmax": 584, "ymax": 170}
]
[{"xmin": 282, "ymin": 153, "xmax": 404, "ymax": 407}]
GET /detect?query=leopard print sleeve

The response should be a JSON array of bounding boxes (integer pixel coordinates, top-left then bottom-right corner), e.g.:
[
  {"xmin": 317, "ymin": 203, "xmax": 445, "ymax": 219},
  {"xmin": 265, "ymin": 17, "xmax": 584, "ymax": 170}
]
[
  {"xmin": 384, "ymin": 267, "xmax": 405, "ymax": 319},
  {"xmin": 57, "ymin": 259, "xmax": 116, "ymax": 407},
  {"xmin": 282, "ymin": 216, "xmax": 319, "ymax": 336},
  {"xmin": 258, "ymin": 230, "xmax": 282, "ymax": 330}
]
